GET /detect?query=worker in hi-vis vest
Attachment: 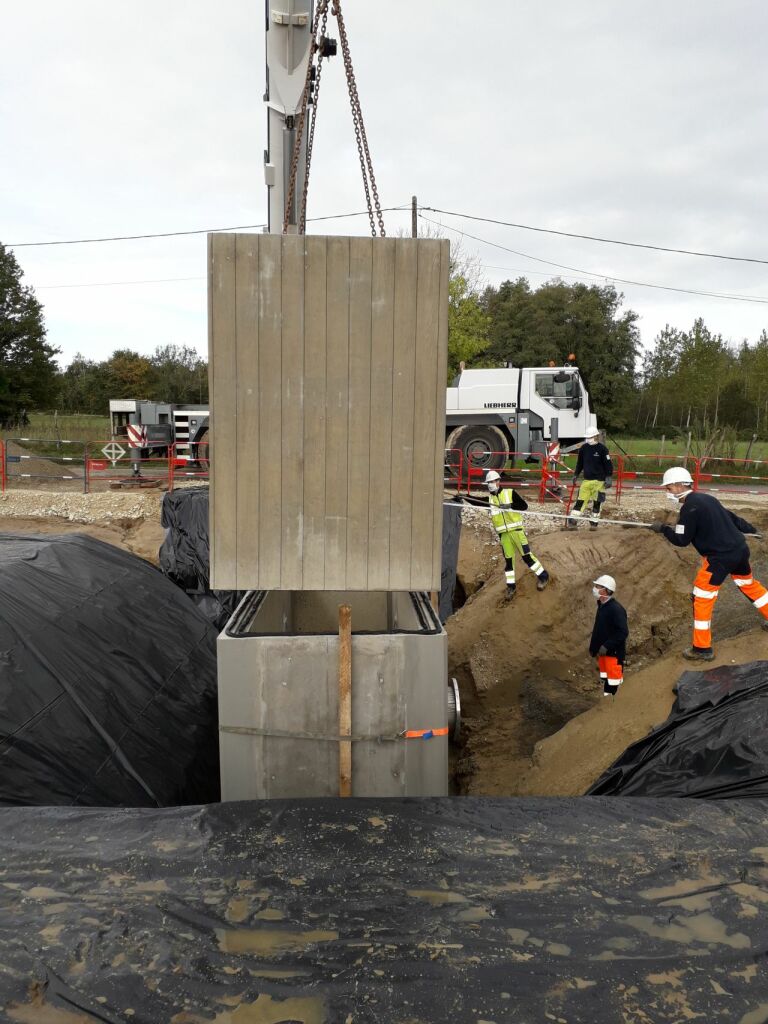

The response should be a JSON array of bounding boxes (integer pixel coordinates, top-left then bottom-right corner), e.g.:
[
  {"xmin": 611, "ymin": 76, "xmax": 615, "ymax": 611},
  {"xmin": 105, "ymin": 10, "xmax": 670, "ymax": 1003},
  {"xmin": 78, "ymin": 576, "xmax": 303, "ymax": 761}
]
[
  {"xmin": 568, "ymin": 427, "xmax": 612, "ymax": 530},
  {"xmin": 485, "ymin": 470, "xmax": 550, "ymax": 600},
  {"xmin": 589, "ymin": 574, "xmax": 629, "ymax": 697},
  {"xmin": 651, "ymin": 465, "xmax": 768, "ymax": 660}
]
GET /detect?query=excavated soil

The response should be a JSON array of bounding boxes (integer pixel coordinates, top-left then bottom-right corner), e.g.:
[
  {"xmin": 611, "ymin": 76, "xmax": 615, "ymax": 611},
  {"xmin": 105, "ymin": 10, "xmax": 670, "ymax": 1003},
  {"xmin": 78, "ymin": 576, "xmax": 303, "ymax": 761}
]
[
  {"xmin": 449, "ymin": 495, "xmax": 768, "ymax": 796},
  {"xmin": 0, "ymin": 490, "xmax": 168, "ymax": 564}
]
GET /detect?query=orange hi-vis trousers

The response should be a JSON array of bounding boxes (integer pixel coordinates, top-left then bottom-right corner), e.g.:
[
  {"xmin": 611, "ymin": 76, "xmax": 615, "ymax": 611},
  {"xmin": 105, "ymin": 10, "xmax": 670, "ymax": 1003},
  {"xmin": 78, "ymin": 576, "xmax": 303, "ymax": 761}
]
[
  {"xmin": 692, "ymin": 555, "xmax": 768, "ymax": 651},
  {"xmin": 598, "ymin": 654, "xmax": 623, "ymax": 696}
]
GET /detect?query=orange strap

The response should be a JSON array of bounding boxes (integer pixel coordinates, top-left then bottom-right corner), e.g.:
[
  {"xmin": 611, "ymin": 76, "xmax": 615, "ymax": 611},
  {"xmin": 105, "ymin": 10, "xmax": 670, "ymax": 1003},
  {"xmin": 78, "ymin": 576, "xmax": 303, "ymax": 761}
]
[{"xmin": 404, "ymin": 727, "xmax": 449, "ymax": 739}]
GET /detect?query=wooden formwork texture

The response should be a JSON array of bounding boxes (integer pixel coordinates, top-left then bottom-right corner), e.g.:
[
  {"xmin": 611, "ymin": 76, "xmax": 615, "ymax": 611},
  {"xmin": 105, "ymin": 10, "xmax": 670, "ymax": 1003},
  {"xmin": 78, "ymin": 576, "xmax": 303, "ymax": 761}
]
[{"xmin": 208, "ymin": 234, "xmax": 449, "ymax": 591}]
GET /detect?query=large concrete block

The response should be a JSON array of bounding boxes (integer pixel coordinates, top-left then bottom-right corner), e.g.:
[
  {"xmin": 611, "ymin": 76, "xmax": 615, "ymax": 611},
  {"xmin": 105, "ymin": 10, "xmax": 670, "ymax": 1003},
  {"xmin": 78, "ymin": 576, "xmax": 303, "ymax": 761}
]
[
  {"xmin": 208, "ymin": 234, "xmax": 449, "ymax": 591},
  {"xmin": 217, "ymin": 591, "xmax": 449, "ymax": 799}
]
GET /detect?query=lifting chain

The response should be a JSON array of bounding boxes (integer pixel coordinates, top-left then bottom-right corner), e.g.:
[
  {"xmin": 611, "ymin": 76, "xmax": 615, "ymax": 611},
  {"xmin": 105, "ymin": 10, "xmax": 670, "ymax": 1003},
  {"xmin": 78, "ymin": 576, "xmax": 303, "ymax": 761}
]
[
  {"xmin": 283, "ymin": 1, "xmax": 327, "ymax": 234},
  {"xmin": 299, "ymin": 3, "xmax": 329, "ymax": 232},
  {"xmin": 283, "ymin": 0, "xmax": 385, "ymax": 237}
]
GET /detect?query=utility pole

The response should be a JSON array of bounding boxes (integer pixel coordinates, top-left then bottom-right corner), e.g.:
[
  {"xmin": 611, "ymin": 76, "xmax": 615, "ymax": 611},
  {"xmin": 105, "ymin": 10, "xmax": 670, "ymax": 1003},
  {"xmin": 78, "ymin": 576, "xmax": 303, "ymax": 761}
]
[{"xmin": 411, "ymin": 195, "xmax": 418, "ymax": 238}]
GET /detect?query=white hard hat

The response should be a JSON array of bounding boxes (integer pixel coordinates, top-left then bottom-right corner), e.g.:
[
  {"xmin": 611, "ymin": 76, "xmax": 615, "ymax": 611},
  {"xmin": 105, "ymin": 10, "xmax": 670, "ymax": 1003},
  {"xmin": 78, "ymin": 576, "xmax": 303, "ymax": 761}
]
[
  {"xmin": 662, "ymin": 466, "xmax": 693, "ymax": 487},
  {"xmin": 593, "ymin": 574, "xmax": 616, "ymax": 592},
  {"xmin": 485, "ymin": 470, "xmax": 501, "ymax": 483},
  {"xmin": 585, "ymin": 427, "xmax": 600, "ymax": 439}
]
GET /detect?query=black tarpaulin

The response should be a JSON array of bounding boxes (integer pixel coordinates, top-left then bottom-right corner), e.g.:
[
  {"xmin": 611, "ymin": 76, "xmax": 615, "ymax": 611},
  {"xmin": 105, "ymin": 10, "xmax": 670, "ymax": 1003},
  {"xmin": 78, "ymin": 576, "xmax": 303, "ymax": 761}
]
[
  {"xmin": 440, "ymin": 502, "xmax": 462, "ymax": 622},
  {"xmin": 0, "ymin": 533, "xmax": 219, "ymax": 807},
  {"xmin": 1, "ymin": 796, "xmax": 768, "ymax": 1021},
  {"xmin": 589, "ymin": 660, "xmax": 768, "ymax": 797},
  {"xmin": 159, "ymin": 487, "xmax": 244, "ymax": 628}
]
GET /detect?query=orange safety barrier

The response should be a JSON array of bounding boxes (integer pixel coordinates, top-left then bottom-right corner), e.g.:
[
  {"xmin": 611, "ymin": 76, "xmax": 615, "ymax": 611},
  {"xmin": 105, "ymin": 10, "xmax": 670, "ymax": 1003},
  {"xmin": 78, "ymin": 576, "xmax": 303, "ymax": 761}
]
[
  {"xmin": 170, "ymin": 441, "xmax": 210, "ymax": 489},
  {"xmin": 692, "ymin": 456, "xmax": 768, "ymax": 496},
  {"xmin": 443, "ymin": 448, "xmax": 464, "ymax": 496},
  {"xmin": 613, "ymin": 453, "xmax": 768, "ymax": 501},
  {"xmin": 465, "ymin": 450, "xmax": 576, "ymax": 506},
  {"xmin": 3, "ymin": 437, "xmax": 88, "ymax": 492},
  {"xmin": 614, "ymin": 454, "xmax": 695, "ymax": 503},
  {"xmin": 85, "ymin": 441, "xmax": 174, "ymax": 492}
]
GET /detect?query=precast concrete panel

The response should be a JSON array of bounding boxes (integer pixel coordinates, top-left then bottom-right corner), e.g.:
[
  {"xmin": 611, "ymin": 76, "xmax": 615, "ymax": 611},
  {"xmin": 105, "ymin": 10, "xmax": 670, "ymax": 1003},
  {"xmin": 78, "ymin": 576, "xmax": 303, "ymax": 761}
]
[
  {"xmin": 217, "ymin": 591, "xmax": 448, "ymax": 799},
  {"xmin": 208, "ymin": 234, "xmax": 449, "ymax": 591}
]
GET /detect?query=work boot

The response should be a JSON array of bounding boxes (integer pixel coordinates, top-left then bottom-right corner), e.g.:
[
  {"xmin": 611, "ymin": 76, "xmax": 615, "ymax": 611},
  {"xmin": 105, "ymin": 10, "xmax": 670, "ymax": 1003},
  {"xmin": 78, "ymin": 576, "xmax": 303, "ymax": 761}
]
[
  {"xmin": 536, "ymin": 572, "xmax": 550, "ymax": 591},
  {"xmin": 505, "ymin": 585, "xmax": 517, "ymax": 601},
  {"xmin": 589, "ymin": 519, "xmax": 599, "ymax": 531},
  {"xmin": 682, "ymin": 647, "xmax": 714, "ymax": 662}
]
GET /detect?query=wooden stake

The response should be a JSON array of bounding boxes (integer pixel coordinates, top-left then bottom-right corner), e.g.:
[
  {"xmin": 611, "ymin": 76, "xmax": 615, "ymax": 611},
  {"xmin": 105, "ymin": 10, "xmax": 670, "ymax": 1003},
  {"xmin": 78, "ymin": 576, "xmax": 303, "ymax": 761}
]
[{"xmin": 338, "ymin": 604, "xmax": 352, "ymax": 798}]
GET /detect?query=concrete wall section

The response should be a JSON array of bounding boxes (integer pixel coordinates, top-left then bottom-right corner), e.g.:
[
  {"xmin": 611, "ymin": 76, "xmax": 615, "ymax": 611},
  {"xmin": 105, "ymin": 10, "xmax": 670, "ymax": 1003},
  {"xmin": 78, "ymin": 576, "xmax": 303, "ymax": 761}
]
[
  {"xmin": 217, "ymin": 591, "xmax": 448, "ymax": 799},
  {"xmin": 208, "ymin": 234, "xmax": 449, "ymax": 591}
]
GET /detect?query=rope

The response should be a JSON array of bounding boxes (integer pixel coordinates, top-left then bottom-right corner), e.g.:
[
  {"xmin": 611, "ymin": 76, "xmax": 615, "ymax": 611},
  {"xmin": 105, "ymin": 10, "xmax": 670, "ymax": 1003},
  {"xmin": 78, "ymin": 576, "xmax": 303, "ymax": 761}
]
[{"xmin": 452, "ymin": 496, "xmax": 656, "ymax": 530}]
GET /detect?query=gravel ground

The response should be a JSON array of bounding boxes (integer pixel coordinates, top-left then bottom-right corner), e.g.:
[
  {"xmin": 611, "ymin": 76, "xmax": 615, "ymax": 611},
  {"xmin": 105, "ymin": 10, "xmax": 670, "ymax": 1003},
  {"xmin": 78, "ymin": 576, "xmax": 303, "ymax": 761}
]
[{"xmin": 0, "ymin": 489, "xmax": 167, "ymax": 524}]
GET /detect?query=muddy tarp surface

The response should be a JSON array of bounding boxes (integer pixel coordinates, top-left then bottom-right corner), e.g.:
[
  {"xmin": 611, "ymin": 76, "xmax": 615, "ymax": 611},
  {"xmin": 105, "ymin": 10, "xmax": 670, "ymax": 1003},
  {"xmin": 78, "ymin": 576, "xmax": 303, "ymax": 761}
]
[
  {"xmin": 159, "ymin": 487, "xmax": 244, "ymax": 629},
  {"xmin": 0, "ymin": 533, "xmax": 219, "ymax": 807},
  {"xmin": 440, "ymin": 502, "xmax": 462, "ymax": 621},
  {"xmin": 1, "ymin": 796, "xmax": 767, "ymax": 1023},
  {"xmin": 589, "ymin": 660, "xmax": 768, "ymax": 798}
]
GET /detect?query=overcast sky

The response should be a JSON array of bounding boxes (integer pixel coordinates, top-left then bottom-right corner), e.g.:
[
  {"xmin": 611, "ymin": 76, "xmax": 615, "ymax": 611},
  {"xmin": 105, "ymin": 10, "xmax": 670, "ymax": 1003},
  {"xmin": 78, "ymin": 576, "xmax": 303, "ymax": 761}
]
[{"xmin": 2, "ymin": 0, "xmax": 767, "ymax": 367}]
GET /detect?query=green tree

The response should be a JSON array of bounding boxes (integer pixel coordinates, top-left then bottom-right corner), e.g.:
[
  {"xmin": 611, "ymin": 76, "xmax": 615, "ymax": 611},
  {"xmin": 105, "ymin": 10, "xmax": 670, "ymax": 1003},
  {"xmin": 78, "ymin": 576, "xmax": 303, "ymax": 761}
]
[
  {"xmin": 102, "ymin": 349, "xmax": 154, "ymax": 397},
  {"xmin": 149, "ymin": 344, "xmax": 208, "ymax": 404},
  {"xmin": 0, "ymin": 243, "xmax": 59, "ymax": 427},
  {"xmin": 58, "ymin": 354, "xmax": 109, "ymax": 414},
  {"xmin": 482, "ymin": 277, "xmax": 640, "ymax": 430},
  {"xmin": 447, "ymin": 274, "xmax": 490, "ymax": 378}
]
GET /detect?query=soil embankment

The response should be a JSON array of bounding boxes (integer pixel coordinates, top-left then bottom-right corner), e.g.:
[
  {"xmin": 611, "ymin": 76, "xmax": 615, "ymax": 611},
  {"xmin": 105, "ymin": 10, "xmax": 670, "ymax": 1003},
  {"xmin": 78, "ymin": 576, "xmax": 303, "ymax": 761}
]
[{"xmin": 449, "ymin": 499, "xmax": 768, "ymax": 796}]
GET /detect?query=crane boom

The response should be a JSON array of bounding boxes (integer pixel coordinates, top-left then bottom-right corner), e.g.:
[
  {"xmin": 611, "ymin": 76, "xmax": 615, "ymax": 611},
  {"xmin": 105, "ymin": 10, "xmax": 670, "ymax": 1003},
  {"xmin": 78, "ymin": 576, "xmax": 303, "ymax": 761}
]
[{"xmin": 263, "ymin": 0, "xmax": 313, "ymax": 233}]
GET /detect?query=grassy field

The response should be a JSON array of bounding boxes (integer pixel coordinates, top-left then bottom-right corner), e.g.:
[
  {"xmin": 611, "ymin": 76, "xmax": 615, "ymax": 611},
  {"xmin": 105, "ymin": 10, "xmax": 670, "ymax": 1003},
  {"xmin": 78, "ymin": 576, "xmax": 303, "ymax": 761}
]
[
  {"xmin": 3, "ymin": 415, "xmax": 768, "ymax": 468},
  {"xmin": 0, "ymin": 413, "xmax": 111, "ymax": 445},
  {"xmin": 611, "ymin": 436, "xmax": 768, "ymax": 463}
]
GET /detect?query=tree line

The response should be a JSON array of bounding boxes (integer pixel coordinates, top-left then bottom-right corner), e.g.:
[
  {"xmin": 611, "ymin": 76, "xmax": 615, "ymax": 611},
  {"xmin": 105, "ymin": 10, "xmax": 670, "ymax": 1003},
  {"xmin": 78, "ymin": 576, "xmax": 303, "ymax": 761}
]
[{"xmin": 4, "ymin": 237, "xmax": 768, "ymax": 438}]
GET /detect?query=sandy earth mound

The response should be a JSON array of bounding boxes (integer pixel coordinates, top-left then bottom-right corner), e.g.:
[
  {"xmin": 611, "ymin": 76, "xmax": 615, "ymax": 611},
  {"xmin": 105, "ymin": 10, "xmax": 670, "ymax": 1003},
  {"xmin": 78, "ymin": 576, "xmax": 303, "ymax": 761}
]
[{"xmin": 449, "ymin": 501, "xmax": 768, "ymax": 796}]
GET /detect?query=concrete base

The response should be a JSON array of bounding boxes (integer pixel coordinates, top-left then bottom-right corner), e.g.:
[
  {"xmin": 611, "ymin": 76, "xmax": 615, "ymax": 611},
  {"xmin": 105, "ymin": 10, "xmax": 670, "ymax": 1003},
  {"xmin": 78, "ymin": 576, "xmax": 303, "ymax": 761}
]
[{"xmin": 218, "ymin": 591, "xmax": 448, "ymax": 799}]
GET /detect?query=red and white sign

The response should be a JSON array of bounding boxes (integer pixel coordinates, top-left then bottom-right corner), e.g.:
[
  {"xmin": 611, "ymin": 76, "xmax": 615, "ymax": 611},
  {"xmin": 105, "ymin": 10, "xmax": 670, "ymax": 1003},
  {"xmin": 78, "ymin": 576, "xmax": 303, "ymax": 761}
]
[
  {"xmin": 126, "ymin": 425, "xmax": 147, "ymax": 449},
  {"xmin": 547, "ymin": 442, "xmax": 561, "ymax": 462}
]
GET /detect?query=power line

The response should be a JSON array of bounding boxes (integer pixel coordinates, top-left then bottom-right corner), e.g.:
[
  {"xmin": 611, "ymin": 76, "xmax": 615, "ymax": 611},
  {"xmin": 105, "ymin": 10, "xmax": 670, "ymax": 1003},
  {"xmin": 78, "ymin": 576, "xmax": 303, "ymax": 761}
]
[
  {"xmin": 420, "ymin": 214, "xmax": 768, "ymax": 306},
  {"xmin": 36, "ymin": 276, "xmax": 204, "ymax": 290},
  {"xmin": 421, "ymin": 206, "xmax": 768, "ymax": 267},
  {"xmin": 7, "ymin": 205, "xmax": 411, "ymax": 248}
]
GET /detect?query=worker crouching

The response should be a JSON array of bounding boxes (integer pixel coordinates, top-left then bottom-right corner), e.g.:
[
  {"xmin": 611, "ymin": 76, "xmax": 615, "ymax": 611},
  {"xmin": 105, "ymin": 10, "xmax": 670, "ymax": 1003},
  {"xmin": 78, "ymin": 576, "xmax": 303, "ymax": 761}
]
[
  {"xmin": 568, "ymin": 427, "xmax": 612, "ymax": 530},
  {"xmin": 652, "ymin": 466, "xmax": 768, "ymax": 660},
  {"xmin": 485, "ymin": 471, "xmax": 550, "ymax": 600},
  {"xmin": 589, "ymin": 574, "xmax": 628, "ymax": 697}
]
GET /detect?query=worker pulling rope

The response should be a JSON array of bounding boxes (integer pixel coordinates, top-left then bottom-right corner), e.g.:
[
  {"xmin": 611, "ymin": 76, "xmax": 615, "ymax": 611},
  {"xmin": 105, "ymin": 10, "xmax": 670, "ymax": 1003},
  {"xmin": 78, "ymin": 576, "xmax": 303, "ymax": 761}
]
[
  {"xmin": 284, "ymin": 0, "xmax": 385, "ymax": 236},
  {"xmin": 453, "ymin": 495, "xmax": 659, "ymax": 530},
  {"xmin": 454, "ymin": 491, "xmax": 766, "ymax": 534}
]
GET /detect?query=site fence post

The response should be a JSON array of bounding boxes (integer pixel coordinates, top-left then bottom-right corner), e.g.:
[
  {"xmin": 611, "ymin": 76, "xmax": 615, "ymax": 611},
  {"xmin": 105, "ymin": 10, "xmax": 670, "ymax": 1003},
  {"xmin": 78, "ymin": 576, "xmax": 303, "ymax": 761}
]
[
  {"xmin": 616, "ymin": 455, "xmax": 624, "ymax": 504},
  {"xmin": 0, "ymin": 439, "xmax": 4, "ymax": 494},
  {"xmin": 168, "ymin": 444, "xmax": 175, "ymax": 492},
  {"xmin": 692, "ymin": 457, "xmax": 701, "ymax": 492},
  {"xmin": 83, "ymin": 442, "xmax": 88, "ymax": 494}
]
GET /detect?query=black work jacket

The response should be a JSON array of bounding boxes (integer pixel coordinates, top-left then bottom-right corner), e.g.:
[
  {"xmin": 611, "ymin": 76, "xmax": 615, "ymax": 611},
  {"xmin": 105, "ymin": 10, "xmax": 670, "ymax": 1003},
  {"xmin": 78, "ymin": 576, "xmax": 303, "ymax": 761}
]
[
  {"xmin": 575, "ymin": 443, "xmax": 612, "ymax": 481},
  {"xmin": 661, "ymin": 491, "xmax": 756, "ymax": 560},
  {"xmin": 589, "ymin": 597, "xmax": 628, "ymax": 662}
]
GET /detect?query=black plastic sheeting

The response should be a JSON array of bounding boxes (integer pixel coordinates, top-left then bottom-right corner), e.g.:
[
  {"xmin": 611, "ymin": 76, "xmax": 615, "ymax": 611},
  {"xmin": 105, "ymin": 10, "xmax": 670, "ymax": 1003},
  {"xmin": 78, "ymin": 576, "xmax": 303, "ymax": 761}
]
[
  {"xmin": 440, "ymin": 502, "xmax": 462, "ymax": 622},
  {"xmin": 2, "ymin": 796, "xmax": 768, "ymax": 1021},
  {"xmin": 589, "ymin": 660, "xmax": 768, "ymax": 797},
  {"xmin": 159, "ymin": 487, "xmax": 244, "ymax": 629},
  {"xmin": 0, "ymin": 533, "xmax": 219, "ymax": 807}
]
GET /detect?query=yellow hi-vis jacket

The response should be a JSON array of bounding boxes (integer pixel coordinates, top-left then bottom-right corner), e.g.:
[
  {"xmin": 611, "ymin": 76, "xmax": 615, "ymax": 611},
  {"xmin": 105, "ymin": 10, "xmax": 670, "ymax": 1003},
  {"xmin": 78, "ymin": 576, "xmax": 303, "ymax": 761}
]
[{"xmin": 489, "ymin": 489, "xmax": 524, "ymax": 534}]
